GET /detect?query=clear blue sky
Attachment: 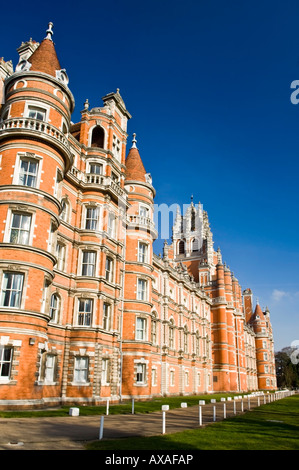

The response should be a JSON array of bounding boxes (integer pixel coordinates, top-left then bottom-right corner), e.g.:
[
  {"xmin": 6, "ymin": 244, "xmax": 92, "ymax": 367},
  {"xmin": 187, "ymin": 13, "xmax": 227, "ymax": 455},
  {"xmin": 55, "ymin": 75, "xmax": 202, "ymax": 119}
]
[{"xmin": 1, "ymin": 0, "xmax": 299, "ymax": 351}]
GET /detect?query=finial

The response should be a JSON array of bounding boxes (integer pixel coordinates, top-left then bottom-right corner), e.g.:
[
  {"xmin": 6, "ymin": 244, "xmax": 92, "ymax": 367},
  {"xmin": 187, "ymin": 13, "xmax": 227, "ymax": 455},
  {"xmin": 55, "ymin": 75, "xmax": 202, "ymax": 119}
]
[
  {"xmin": 45, "ymin": 22, "xmax": 54, "ymax": 41},
  {"xmin": 131, "ymin": 133, "xmax": 137, "ymax": 149},
  {"xmin": 84, "ymin": 99, "xmax": 89, "ymax": 110},
  {"xmin": 116, "ymin": 88, "xmax": 120, "ymax": 94}
]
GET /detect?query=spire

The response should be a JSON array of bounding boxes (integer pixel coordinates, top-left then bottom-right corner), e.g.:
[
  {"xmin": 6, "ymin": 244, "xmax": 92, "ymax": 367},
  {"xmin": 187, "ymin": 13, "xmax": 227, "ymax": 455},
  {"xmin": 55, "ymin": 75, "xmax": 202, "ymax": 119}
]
[
  {"xmin": 125, "ymin": 134, "xmax": 147, "ymax": 183},
  {"xmin": 45, "ymin": 22, "xmax": 54, "ymax": 41},
  {"xmin": 131, "ymin": 133, "xmax": 137, "ymax": 149},
  {"xmin": 28, "ymin": 23, "xmax": 62, "ymax": 77}
]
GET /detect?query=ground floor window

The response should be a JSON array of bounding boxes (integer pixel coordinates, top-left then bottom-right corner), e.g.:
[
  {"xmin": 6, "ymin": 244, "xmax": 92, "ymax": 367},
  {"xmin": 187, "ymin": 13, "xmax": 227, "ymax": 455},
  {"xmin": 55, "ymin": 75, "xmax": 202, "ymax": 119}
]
[
  {"xmin": 74, "ymin": 356, "xmax": 89, "ymax": 383},
  {"xmin": 136, "ymin": 362, "xmax": 146, "ymax": 384},
  {"xmin": 0, "ymin": 346, "xmax": 13, "ymax": 379}
]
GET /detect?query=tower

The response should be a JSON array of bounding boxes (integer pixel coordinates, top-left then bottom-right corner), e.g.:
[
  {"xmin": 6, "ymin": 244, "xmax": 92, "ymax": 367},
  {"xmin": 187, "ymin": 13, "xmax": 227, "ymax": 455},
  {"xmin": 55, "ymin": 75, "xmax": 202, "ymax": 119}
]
[
  {"xmin": 121, "ymin": 134, "xmax": 158, "ymax": 398},
  {"xmin": 0, "ymin": 23, "xmax": 74, "ymax": 401}
]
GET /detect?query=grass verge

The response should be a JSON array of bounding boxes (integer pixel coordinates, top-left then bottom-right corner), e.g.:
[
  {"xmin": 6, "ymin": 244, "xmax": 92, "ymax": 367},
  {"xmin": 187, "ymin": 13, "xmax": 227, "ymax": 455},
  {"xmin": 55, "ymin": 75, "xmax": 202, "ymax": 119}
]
[{"xmin": 85, "ymin": 395, "xmax": 299, "ymax": 450}]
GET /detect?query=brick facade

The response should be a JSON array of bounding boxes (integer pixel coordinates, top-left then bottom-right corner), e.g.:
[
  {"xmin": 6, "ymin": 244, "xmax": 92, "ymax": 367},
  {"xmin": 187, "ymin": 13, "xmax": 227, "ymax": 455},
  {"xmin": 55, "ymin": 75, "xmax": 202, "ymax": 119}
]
[{"xmin": 0, "ymin": 25, "xmax": 276, "ymax": 409}]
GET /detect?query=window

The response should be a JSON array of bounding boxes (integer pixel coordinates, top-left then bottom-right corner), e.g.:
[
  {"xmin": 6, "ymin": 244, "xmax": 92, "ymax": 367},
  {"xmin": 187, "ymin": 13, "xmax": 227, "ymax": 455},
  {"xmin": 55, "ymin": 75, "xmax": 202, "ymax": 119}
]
[
  {"xmin": 28, "ymin": 106, "xmax": 46, "ymax": 121},
  {"xmin": 178, "ymin": 240, "xmax": 185, "ymax": 254},
  {"xmin": 85, "ymin": 207, "xmax": 98, "ymax": 230},
  {"xmin": 91, "ymin": 126, "xmax": 105, "ymax": 148},
  {"xmin": 103, "ymin": 303, "xmax": 110, "ymax": 330},
  {"xmin": 169, "ymin": 320, "xmax": 175, "ymax": 349},
  {"xmin": 101, "ymin": 358, "xmax": 110, "ymax": 384},
  {"xmin": 18, "ymin": 157, "xmax": 39, "ymax": 187},
  {"xmin": 0, "ymin": 272, "xmax": 24, "ymax": 308},
  {"xmin": 138, "ymin": 242, "xmax": 148, "ymax": 263},
  {"xmin": 77, "ymin": 298, "xmax": 93, "ymax": 326},
  {"xmin": 152, "ymin": 368, "xmax": 157, "ymax": 386},
  {"xmin": 105, "ymin": 257, "xmax": 113, "ymax": 282},
  {"xmin": 184, "ymin": 327, "xmax": 188, "ymax": 353},
  {"xmin": 192, "ymin": 238, "xmax": 199, "ymax": 252},
  {"xmin": 113, "ymin": 135, "xmax": 121, "ymax": 160},
  {"xmin": 88, "ymin": 163, "xmax": 102, "ymax": 174},
  {"xmin": 136, "ymin": 317, "xmax": 146, "ymax": 341},
  {"xmin": 170, "ymin": 370, "xmax": 175, "ymax": 387},
  {"xmin": 9, "ymin": 212, "xmax": 31, "ymax": 244},
  {"xmin": 0, "ymin": 346, "xmax": 13, "ymax": 379},
  {"xmin": 139, "ymin": 205, "xmax": 149, "ymax": 218},
  {"xmin": 108, "ymin": 213, "xmax": 115, "ymax": 237},
  {"xmin": 74, "ymin": 356, "xmax": 89, "ymax": 383},
  {"xmin": 136, "ymin": 363, "xmax": 146, "ymax": 384},
  {"xmin": 44, "ymin": 354, "xmax": 56, "ymax": 382},
  {"xmin": 82, "ymin": 251, "xmax": 96, "ymax": 276},
  {"xmin": 60, "ymin": 199, "xmax": 69, "ymax": 222},
  {"xmin": 137, "ymin": 279, "xmax": 147, "ymax": 301},
  {"xmin": 56, "ymin": 242, "xmax": 66, "ymax": 271},
  {"xmin": 49, "ymin": 293, "xmax": 59, "ymax": 322},
  {"xmin": 151, "ymin": 315, "xmax": 157, "ymax": 344}
]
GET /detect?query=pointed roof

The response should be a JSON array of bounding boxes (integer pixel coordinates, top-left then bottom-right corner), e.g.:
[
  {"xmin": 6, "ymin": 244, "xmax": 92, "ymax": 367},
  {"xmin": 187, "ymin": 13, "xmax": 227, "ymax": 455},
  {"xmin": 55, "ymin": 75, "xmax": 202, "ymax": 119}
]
[
  {"xmin": 125, "ymin": 134, "xmax": 147, "ymax": 183},
  {"xmin": 28, "ymin": 22, "xmax": 61, "ymax": 77},
  {"xmin": 252, "ymin": 302, "xmax": 264, "ymax": 321}
]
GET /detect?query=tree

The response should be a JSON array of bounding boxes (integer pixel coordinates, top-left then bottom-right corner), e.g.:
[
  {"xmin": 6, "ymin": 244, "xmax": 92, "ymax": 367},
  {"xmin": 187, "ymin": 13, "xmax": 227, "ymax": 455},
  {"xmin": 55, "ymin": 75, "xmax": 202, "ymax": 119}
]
[{"xmin": 275, "ymin": 348, "xmax": 299, "ymax": 389}]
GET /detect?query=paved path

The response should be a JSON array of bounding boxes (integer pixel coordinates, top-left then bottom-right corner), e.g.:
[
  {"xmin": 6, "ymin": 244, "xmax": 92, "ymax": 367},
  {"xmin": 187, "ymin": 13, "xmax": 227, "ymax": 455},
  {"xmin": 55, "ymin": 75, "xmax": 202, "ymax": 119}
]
[{"xmin": 0, "ymin": 396, "xmax": 267, "ymax": 450}]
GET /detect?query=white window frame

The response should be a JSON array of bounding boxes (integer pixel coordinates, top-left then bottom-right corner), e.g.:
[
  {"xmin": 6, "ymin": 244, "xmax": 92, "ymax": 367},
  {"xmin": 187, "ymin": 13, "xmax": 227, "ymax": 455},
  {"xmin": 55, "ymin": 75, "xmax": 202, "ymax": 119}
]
[
  {"xmin": 77, "ymin": 298, "xmax": 93, "ymax": 327},
  {"xmin": 101, "ymin": 358, "xmax": 110, "ymax": 385},
  {"xmin": 49, "ymin": 293, "xmax": 60, "ymax": 323},
  {"xmin": 137, "ymin": 278, "xmax": 148, "ymax": 301},
  {"xmin": 24, "ymin": 101, "xmax": 50, "ymax": 122},
  {"xmin": 136, "ymin": 317, "xmax": 147, "ymax": 341},
  {"xmin": 0, "ymin": 272, "xmax": 24, "ymax": 309},
  {"xmin": 81, "ymin": 250, "xmax": 96, "ymax": 277},
  {"xmin": 105, "ymin": 257, "xmax": 113, "ymax": 283},
  {"xmin": 84, "ymin": 206, "xmax": 99, "ymax": 231},
  {"xmin": 74, "ymin": 356, "xmax": 89, "ymax": 383},
  {"xmin": 0, "ymin": 346, "xmax": 13, "ymax": 381},
  {"xmin": 138, "ymin": 241, "xmax": 148, "ymax": 263},
  {"xmin": 56, "ymin": 241, "xmax": 66, "ymax": 271},
  {"xmin": 7, "ymin": 211, "xmax": 32, "ymax": 245},
  {"xmin": 13, "ymin": 153, "xmax": 43, "ymax": 189},
  {"xmin": 44, "ymin": 354, "xmax": 56, "ymax": 383},
  {"xmin": 102, "ymin": 302, "xmax": 111, "ymax": 330},
  {"xmin": 107, "ymin": 212, "xmax": 115, "ymax": 238},
  {"xmin": 136, "ymin": 362, "xmax": 146, "ymax": 384}
]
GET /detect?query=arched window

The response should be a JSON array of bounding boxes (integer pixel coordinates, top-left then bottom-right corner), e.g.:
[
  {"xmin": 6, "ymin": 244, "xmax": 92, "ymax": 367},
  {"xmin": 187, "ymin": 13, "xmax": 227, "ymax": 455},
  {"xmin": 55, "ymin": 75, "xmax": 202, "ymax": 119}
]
[
  {"xmin": 192, "ymin": 238, "xmax": 199, "ymax": 252},
  {"xmin": 91, "ymin": 126, "xmax": 105, "ymax": 148},
  {"xmin": 178, "ymin": 240, "xmax": 185, "ymax": 254}
]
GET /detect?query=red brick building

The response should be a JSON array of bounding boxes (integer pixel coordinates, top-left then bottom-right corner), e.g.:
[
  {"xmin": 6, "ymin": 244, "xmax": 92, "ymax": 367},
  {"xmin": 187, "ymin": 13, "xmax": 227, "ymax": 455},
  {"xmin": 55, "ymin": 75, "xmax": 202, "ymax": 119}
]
[{"xmin": 0, "ymin": 25, "xmax": 276, "ymax": 408}]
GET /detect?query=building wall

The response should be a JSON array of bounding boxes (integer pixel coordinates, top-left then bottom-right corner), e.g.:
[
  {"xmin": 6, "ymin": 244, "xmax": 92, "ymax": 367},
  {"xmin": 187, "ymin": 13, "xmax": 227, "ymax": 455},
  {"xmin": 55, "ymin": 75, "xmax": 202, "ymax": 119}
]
[{"xmin": 0, "ymin": 32, "xmax": 277, "ymax": 409}]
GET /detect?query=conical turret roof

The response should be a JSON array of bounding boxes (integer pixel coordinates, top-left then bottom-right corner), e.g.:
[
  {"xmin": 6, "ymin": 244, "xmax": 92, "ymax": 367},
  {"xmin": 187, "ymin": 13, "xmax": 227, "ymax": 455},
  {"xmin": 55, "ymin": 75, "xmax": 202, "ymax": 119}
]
[
  {"xmin": 125, "ymin": 134, "xmax": 147, "ymax": 183},
  {"xmin": 28, "ymin": 23, "xmax": 61, "ymax": 77}
]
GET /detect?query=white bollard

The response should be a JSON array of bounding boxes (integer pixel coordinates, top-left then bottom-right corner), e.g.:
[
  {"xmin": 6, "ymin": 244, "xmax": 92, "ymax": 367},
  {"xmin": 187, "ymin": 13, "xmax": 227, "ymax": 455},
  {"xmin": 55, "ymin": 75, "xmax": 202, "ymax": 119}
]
[
  {"xmin": 162, "ymin": 411, "xmax": 166, "ymax": 434},
  {"xmin": 132, "ymin": 398, "xmax": 134, "ymax": 414},
  {"xmin": 223, "ymin": 402, "xmax": 226, "ymax": 419},
  {"xmin": 99, "ymin": 415, "xmax": 104, "ymax": 440},
  {"xmin": 199, "ymin": 400, "xmax": 205, "ymax": 425},
  {"xmin": 233, "ymin": 400, "xmax": 236, "ymax": 414},
  {"xmin": 258, "ymin": 397, "xmax": 260, "ymax": 406},
  {"xmin": 162, "ymin": 405, "xmax": 169, "ymax": 435},
  {"xmin": 213, "ymin": 405, "xmax": 216, "ymax": 422},
  {"xmin": 69, "ymin": 407, "xmax": 79, "ymax": 416},
  {"xmin": 106, "ymin": 398, "xmax": 110, "ymax": 415}
]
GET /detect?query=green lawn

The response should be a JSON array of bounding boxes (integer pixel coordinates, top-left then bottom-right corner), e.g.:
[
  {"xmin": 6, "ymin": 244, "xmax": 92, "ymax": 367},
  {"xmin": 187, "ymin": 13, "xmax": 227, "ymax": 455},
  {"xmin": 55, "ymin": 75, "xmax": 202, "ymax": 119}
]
[
  {"xmin": 0, "ymin": 392, "xmax": 246, "ymax": 418},
  {"xmin": 85, "ymin": 395, "xmax": 299, "ymax": 450}
]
